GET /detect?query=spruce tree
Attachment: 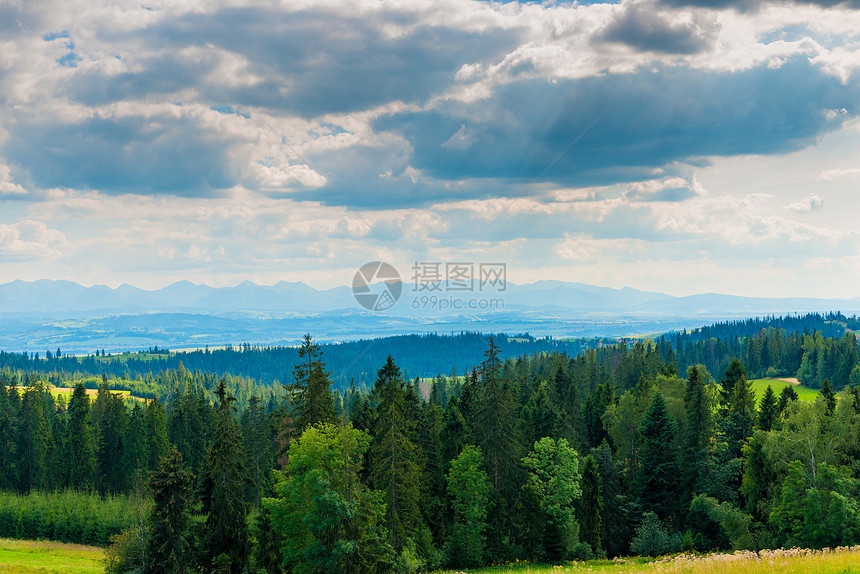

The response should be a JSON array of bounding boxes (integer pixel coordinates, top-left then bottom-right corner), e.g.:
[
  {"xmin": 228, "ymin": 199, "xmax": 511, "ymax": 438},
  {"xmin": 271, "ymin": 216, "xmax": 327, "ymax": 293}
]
[
  {"xmin": 576, "ymin": 454, "xmax": 603, "ymax": 555},
  {"xmin": 96, "ymin": 392, "xmax": 129, "ymax": 494},
  {"xmin": 637, "ymin": 393, "xmax": 681, "ymax": 524},
  {"xmin": 145, "ymin": 447, "xmax": 194, "ymax": 574},
  {"xmin": 67, "ymin": 383, "xmax": 95, "ymax": 490},
  {"xmin": 370, "ymin": 355, "xmax": 421, "ymax": 555},
  {"xmin": 124, "ymin": 403, "xmax": 150, "ymax": 493},
  {"xmin": 777, "ymin": 385, "xmax": 799, "ymax": 414},
  {"xmin": 683, "ymin": 365, "xmax": 712, "ymax": 495},
  {"xmin": 0, "ymin": 378, "xmax": 18, "ymax": 490},
  {"xmin": 18, "ymin": 386, "xmax": 49, "ymax": 492},
  {"xmin": 241, "ymin": 395, "xmax": 275, "ymax": 506},
  {"xmin": 289, "ymin": 333, "xmax": 335, "ymax": 432},
  {"xmin": 146, "ymin": 398, "xmax": 169, "ymax": 472},
  {"xmin": 758, "ymin": 385, "xmax": 778, "ymax": 431},
  {"xmin": 720, "ymin": 358, "xmax": 746, "ymax": 413},
  {"xmin": 445, "ymin": 445, "xmax": 490, "ymax": 568},
  {"xmin": 202, "ymin": 380, "xmax": 250, "ymax": 573},
  {"xmin": 820, "ymin": 378, "xmax": 836, "ymax": 414}
]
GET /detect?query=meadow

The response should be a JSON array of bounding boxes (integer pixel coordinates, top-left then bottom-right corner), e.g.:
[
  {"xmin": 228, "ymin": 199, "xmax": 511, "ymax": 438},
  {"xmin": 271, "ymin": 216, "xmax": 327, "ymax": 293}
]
[
  {"xmin": 0, "ymin": 538, "xmax": 103, "ymax": 574},
  {"xmin": 747, "ymin": 378, "xmax": 820, "ymax": 403},
  {"xmin": 436, "ymin": 547, "xmax": 860, "ymax": 574}
]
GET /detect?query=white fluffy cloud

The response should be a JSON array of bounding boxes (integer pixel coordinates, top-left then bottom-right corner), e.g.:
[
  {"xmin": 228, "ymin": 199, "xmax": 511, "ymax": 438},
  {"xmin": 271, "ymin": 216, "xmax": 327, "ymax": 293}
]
[{"xmin": 0, "ymin": 0, "xmax": 857, "ymax": 296}]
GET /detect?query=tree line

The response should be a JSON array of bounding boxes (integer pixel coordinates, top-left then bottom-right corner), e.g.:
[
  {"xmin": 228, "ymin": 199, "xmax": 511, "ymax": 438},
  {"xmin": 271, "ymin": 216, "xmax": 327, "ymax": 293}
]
[{"xmin": 2, "ymin": 320, "xmax": 860, "ymax": 572}]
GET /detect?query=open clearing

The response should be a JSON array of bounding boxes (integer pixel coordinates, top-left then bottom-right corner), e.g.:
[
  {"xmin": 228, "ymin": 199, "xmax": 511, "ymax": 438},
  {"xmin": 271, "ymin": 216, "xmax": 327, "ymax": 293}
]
[
  {"xmin": 0, "ymin": 538, "xmax": 103, "ymax": 574},
  {"xmin": 437, "ymin": 547, "xmax": 860, "ymax": 574},
  {"xmin": 747, "ymin": 378, "xmax": 819, "ymax": 404}
]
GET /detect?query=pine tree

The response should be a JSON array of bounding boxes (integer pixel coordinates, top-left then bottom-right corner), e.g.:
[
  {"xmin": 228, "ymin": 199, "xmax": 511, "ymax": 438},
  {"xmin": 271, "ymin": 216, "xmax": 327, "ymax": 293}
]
[
  {"xmin": 720, "ymin": 358, "xmax": 746, "ymax": 413},
  {"xmin": 18, "ymin": 386, "xmax": 49, "ymax": 492},
  {"xmin": 758, "ymin": 385, "xmax": 778, "ymax": 431},
  {"xmin": 241, "ymin": 395, "xmax": 275, "ymax": 506},
  {"xmin": 202, "ymin": 380, "xmax": 250, "ymax": 573},
  {"xmin": 124, "ymin": 403, "xmax": 150, "ymax": 493},
  {"xmin": 289, "ymin": 333, "xmax": 335, "ymax": 433},
  {"xmin": 683, "ymin": 365, "xmax": 712, "ymax": 495},
  {"xmin": 637, "ymin": 393, "xmax": 681, "ymax": 524},
  {"xmin": 474, "ymin": 339, "xmax": 521, "ymax": 557},
  {"xmin": 96, "ymin": 391, "xmax": 129, "ymax": 494},
  {"xmin": 820, "ymin": 378, "xmax": 836, "ymax": 414},
  {"xmin": 146, "ymin": 398, "xmax": 169, "ymax": 472},
  {"xmin": 145, "ymin": 447, "xmax": 194, "ymax": 574},
  {"xmin": 370, "ymin": 355, "xmax": 421, "ymax": 555},
  {"xmin": 445, "ymin": 445, "xmax": 490, "ymax": 568},
  {"xmin": 777, "ymin": 385, "xmax": 799, "ymax": 414},
  {"xmin": 576, "ymin": 453, "xmax": 603, "ymax": 555},
  {"xmin": 474, "ymin": 338, "xmax": 520, "ymax": 498},
  {"xmin": 0, "ymin": 378, "xmax": 18, "ymax": 490},
  {"xmin": 67, "ymin": 383, "xmax": 95, "ymax": 490}
]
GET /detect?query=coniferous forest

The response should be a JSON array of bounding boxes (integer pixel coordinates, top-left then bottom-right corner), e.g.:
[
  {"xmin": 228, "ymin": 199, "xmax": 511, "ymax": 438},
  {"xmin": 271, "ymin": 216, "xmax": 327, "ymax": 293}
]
[{"xmin": 2, "ymin": 315, "xmax": 860, "ymax": 572}]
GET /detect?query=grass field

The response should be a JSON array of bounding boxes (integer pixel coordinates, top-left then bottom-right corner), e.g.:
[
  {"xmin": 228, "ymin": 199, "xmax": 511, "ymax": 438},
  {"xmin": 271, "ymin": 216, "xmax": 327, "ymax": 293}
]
[
  {"xmin": 748, "ymin": 378, "xmax": 820, "ymax": 404},
  {"xmin": 13, "ymin": 386, "xmax": 141, "ymax": 403},
  {"xmin": 0, "ymin": 538, "xmax": 103, "ymax": 574},
  {"xmin": 436, "ymin": 547, "xmax": 860, "ymax": 573}
]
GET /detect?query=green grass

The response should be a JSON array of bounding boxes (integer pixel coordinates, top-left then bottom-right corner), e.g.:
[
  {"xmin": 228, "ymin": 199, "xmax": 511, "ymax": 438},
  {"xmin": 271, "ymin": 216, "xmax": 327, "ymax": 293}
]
[
  {"xmin": 433, "ymin": 547, "xmax": 860, "ymax": 573},
  {"xmin": 748, "ymin": 378, "xmax": 819, "ymax": 404},
  {"xmin": 0, "ymin": 538, "xmax": 103, "ymax": 574}
]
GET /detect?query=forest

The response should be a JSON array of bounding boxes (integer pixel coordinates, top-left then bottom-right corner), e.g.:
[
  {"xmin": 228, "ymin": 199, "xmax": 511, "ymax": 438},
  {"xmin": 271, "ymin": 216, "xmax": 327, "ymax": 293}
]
[{"xmin": 1, "ymin": 314, "xmax": 860, "ymax": 572}]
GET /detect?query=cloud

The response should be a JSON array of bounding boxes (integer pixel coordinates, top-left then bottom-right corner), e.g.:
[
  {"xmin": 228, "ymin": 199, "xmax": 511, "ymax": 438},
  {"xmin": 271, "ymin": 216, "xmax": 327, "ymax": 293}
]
[
  {"xmin": 624, "ymin": 176, "xmax": 706, "ymax": 202},
  {"xmin": 0, "ymin": 220, "xmax": 66, "ymax": 261},
  {"xmin": 596, "ymin": 3, "xmax": 719, "ymax": 55},
  {"xmin": 371, "ymin": 59, "xmax": 857, "ymax": 202},
  {"xmin": 784, "ymin": 194, "xmax": 824, "ymax": 212},
  {"xmin": 657, "ymin": 0, "xmax": 860, "ymax": 9},
  {"xmin": 0, "ymin": 165, "xmax": 27, "ymax": 197},
  {"xmin": 820, "ymin": 167, "xmax": 860, "ymax": 179}
]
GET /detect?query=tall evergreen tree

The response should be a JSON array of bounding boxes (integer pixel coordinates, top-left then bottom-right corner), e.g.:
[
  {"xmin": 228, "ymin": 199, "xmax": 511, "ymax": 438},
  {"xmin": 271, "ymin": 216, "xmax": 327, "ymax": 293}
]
[
  {"xmin": 575, "ymin": 453, "xmax": 604, "ymax": 555},
  {"xmin": 18, "ymin": 385, "xmax": 49, "ymax": 492},
  {"xmin": 241, "ymin": 395, "xmax": 275, "ymax": 506},
  {"xmin": 0, "ymin": 379, "xmax": 18, "ymax": 490},
  {"xmin": 124, "ymin": 403, "xmax": 150, "ymax": 493},
  {"xmin": 637, "ymin": 393, "xmax": 681, "ymax": 524},
  {"xmin": 96, "ymin": 392, "xmax": 129, "ymax": 494},
  {"xmin": 145, "ymin": 447, "xmax": 195, "ymax": 574},
  {"xmin": 683, "ymin": 365, "xmax": 713, "ymax": 495},
  {"xmin": 370, "ymin": 355, "xmax": 422, "ymax": 555},
  {"xmin": 289, "ymin": 334, "xmax": 335, "ymax": 432},
  {"xmin": 67, "ymin": 383, "xmax": 95, "ymax": 490},
  {"xmin": 445, "ymin": 445, "xmax": 490, "ymax": 568},
  {"xmin": 758, "ymin": 385, "xmax": 778, "ymax": 432},
  {"xmin": 777, "ymin": 385, "xmax": 799, "ymax": 414},
  {"xmin": 146, "ymin": 398, "xmax": 169, "ymax": 472},
  {"xmin": 202, "ymin": 380, "xmax": 250, "ymax": 573},
  {"xmin": 820, "ymin": 378, "xmax": 836, "ymax": 414},
  {"xmin": 474, "ymin": 339, "xmax": 521, "ymax": 557}
]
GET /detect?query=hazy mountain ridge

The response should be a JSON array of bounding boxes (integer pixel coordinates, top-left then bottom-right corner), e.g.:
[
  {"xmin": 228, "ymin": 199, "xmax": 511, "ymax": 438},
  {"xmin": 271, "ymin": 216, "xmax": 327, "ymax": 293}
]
[{"xmin": 0, "ymin": 279, "xmax": 857, "ymax": 353}]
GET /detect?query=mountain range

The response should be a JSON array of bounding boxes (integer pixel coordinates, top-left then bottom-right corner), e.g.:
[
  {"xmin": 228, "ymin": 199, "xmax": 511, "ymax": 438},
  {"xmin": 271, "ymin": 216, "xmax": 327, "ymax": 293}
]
[{"xmin": 0, "ymin": 279, "xmax": 857, "ymax": 352}]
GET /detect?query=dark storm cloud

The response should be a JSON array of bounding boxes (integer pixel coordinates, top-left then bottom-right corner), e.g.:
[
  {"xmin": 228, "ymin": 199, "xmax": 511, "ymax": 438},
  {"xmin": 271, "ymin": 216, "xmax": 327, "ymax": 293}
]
[
  {"xmin": 4, "ymin": 113, "xmax": 235, "ymax": 195},
  {"xmin": 596, "ymin": 4, "xmax": 718, "ymax": 54},
  {"xmin": 355, "ymin": 59, "xmax": 856, "ymax": 205},
  {"xmin": 68, "ymin": 7, "xmax": 521, "ymax": 117}
]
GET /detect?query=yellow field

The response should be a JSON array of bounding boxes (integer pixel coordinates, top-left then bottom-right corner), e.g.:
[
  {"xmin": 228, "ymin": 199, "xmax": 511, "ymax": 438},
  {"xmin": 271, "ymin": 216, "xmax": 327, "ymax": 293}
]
[
  {"xmin": 0, "ymin": 538, "xmax": 103, "ymax": 574},
  {"xmin": 438, "ymin": 547, "xmax": 860, "ymax": 574}
]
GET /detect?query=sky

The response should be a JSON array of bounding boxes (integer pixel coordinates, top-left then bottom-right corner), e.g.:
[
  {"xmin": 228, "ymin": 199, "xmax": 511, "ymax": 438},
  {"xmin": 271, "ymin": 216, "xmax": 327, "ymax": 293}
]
[{"xmin": 1, "ymin": 0, "xmax": 860, "ymax": 298}]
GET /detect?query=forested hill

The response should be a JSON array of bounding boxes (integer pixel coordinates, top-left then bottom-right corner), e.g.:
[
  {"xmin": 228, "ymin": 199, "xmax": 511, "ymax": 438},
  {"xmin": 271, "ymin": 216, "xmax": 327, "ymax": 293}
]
[
  {"xmin": 0, "ymin": 313, "xmax": 857, "ymax": 393},
  {"xmin": 0, "ymin": 333, "xmax": 611, "ymax": 390},
  {"xmin": 669, "ymin": 311, "xmax": 856, "ymax": 345}
]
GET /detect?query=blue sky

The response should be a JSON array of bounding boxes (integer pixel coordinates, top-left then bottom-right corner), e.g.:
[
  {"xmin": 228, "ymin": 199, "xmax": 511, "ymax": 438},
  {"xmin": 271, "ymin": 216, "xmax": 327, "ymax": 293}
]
[{"xmin": 0, "ymin": 0, "xmax": 859, "ymax": 297}]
